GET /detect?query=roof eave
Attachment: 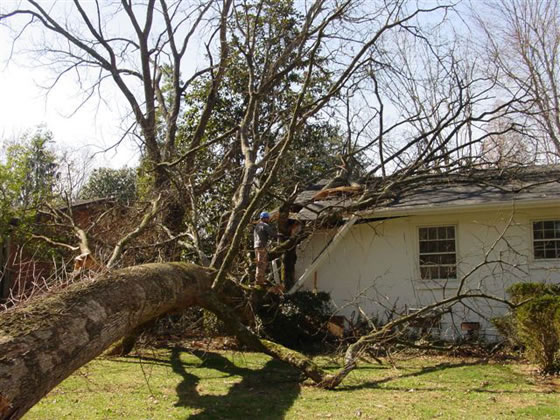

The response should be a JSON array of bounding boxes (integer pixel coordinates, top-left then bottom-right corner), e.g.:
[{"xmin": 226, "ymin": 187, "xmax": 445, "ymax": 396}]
[{"xmin": 356, "ymin": 198, "xmax": 560, "ymax": 219}]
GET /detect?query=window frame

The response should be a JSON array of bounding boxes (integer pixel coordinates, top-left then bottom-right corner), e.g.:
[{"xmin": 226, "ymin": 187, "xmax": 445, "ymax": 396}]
[
  {"xmin": 417, "ymin": 225, "xmax": 458, "ymax": 281},
  {"xmin": 532, "ymin": 219, "xmax": 560, "ymax": 261}
]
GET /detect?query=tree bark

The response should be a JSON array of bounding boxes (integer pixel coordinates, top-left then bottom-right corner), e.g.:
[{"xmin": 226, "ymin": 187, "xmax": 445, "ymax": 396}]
[{"xmin": 0, "ymin": 263, "xmax": 214, "ymax": 419}]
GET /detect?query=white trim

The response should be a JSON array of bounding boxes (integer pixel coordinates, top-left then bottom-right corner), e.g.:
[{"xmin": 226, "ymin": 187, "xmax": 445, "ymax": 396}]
[
  {"xmin": 287, "ymin": 215, "xmax": 359, "ymax": 294},
  {"xmin": 271, "ymin": 258, "xmax": 281, "ymax": 284}
]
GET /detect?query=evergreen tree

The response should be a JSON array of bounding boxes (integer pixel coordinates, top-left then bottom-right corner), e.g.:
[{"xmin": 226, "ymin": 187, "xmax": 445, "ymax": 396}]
[
  {"xmin": 79, "ymin": 167, "xmax": 137, "ymax": 204},
  {"xmin": 0, "ymin": 128, "xmax": 58, "ymax": 235}
]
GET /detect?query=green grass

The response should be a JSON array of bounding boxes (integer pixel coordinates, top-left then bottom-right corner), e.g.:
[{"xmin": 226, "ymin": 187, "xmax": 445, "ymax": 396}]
[{"xmin": 25, "ymin": 348, "xmax": 559, "ymax": 419}]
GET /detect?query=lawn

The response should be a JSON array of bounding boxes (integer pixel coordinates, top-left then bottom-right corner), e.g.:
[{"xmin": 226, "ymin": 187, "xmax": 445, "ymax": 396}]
[{"xmin": 25, "ymin": 347, "xmax": 559, "ymax": 419}]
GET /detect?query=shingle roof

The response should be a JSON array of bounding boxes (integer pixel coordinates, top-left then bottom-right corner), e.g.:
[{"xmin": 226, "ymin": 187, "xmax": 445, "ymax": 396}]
[{"xmin": 294, "ymin": 165, "xmax": 560, "ymax": 220}]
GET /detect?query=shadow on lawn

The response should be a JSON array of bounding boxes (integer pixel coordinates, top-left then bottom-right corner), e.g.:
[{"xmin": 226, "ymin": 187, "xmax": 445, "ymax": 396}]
[
  {"xmin": 338, "ymin": 359, "xmax": 490, "ymax": 392},
  {"xmin": 170, "ymin": 347, "xmax": 301, "ymax": 419},
  {"xmin": 337, "ymin": 358, "xmax": 555, "ymax": 395}
]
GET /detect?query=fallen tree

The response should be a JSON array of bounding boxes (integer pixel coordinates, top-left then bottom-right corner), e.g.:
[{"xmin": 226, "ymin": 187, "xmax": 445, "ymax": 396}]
[
  {"xmin": 0, "ymin": 254, "xmax": 523, "ymax": 419},
  {"xmin": 0, "ymin": 263, "xmax": 212, "ymax": 419},
  {"xmin": 4, "ymin": 185, "xmax": 541, "ymax": 418},
  {"xmin": 0, "ymin": 262, "xmax": 333, "ymax": 419}
]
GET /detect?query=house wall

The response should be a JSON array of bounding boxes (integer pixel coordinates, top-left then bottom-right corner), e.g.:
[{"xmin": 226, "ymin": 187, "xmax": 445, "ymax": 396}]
[{"xmin": 294, "ymin": 205, "xmax": 560, "ymax": 341}]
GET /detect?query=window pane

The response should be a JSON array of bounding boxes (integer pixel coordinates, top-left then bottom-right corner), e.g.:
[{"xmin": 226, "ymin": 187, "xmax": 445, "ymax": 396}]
[
  {"xmin": 551, "ymin": 240, "xmax": 560, "ymax": 258},
  {"xmin": 545, "ymin": 248, "xmax": 557, "ymax": 259},
  {"xmin": 419, "ymin": 228, "xmax": 428, "ymax": 240},
  {"xmin": 534, "ymin": 229, "xmax": 543, "ymax": 239},
  {"xmin": 438, "ymin": 227, "xmax": 447, "ymax": 239},
  {"xmin": 420, "ymin": 254, "xmax": 437, "ymax": 265},
  {"xmin": 428, "ymin": 228, "xmax": 437, "ymax": 240},
  {"xmin": 534, "ymin": 221, "xmax": 543, "ymax": 230},
  {"xmin": 544, "ymin": 221, "xmax": 554, "ymax": 230},
  {"xmin": 435, "ymin": 240, "xmax": 448, "ymax": 253},
  {"xmin": 441, "ymin": 254, "xmax": 456, "ymax": 264},
  {"xmin": 446, "ymin": 266, "xmax": 457, "ymax": 279},
  {"xmin": 544, "ymin": 229, "xmax": 555, "ymax": 239},
  {"xmin": 535, "ymin": 248, "xmax": 545, "ymax": 259},
  {"xmin": 442, "ymin": 240, "xmax": 456, "ymax": 252},
  {"xmin": 421, "ymin": 267, "xmax": 438, "ymax": 279},
  {"xmin": 447, "ymin": 226, "xmax": 455, "ymax": 239},
  {"xmin": 534, "ymin": 241, "xmax": 544, "ymax": 251}
]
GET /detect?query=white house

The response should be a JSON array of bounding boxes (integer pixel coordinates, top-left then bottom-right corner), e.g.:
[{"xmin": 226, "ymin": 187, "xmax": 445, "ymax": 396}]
[{"xmin": 289, "ymin": 166, "xmax": 560, "ymax": 341}]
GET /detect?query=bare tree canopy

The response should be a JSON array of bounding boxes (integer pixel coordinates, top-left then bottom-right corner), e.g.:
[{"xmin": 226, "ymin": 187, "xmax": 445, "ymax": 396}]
[{"xmin": 477, "ymin": 0, "xmax": 560, "ymax": 157}]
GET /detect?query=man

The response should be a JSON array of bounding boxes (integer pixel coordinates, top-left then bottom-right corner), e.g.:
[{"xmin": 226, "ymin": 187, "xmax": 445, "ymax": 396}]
[{"xmin": 254, "ymin": 211, "xmax": 276, "ymax": 285}]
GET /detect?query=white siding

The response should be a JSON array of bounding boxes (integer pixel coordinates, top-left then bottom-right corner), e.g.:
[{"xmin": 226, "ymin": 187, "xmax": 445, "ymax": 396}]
[{"xmin": 295, "ymin": 206, "xmax": 560, "ymax": 340}]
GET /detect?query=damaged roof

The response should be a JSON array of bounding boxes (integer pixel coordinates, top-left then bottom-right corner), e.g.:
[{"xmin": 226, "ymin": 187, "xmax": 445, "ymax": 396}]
[{"xmin": 295, "ymin": 165, "xmax": 560, "ymax": 220}]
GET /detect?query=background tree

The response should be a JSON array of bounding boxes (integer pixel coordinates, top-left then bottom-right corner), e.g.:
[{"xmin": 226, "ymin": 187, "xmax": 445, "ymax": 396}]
[
  {"xmin": 79, "ymin": 167, "xmax": 138, "ymax": 204},
  {"xmin": 480, "ymin": 114, "xmax": 535, "ymax": 167},
  {"xmin": 0, "ymin": 128, "xmax": 58, "ymax": 235},
  {"xmin": 477, "ymin": 0, "xmax": 560, "ymax": 158}
]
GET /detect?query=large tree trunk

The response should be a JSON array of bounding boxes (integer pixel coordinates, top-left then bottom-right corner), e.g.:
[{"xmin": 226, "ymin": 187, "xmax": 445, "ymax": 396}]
[
  {"xmin": 0, "ymin": 263, "xmax": 213, "ymax": 419},
  {"xmin": 0, "ymin": 262, "xmax": 332, "ymax": 419}
]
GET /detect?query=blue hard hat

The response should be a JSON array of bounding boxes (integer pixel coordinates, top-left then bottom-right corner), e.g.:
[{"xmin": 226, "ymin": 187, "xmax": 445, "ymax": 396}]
[{"xmin": 260, "ymin": 211, "xmax": 270, "ymax": 219}]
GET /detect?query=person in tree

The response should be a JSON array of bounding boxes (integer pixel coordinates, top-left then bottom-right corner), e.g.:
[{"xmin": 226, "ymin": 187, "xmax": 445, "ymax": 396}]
[{"xmin": 254, "ymin": 211, "xmax": 276, "ymax": 285}]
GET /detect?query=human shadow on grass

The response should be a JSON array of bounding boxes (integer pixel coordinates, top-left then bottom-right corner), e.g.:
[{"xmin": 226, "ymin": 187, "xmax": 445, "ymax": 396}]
[{"xmin": 170, "ymin": 347, "xmax": 301, "ymax": 419}]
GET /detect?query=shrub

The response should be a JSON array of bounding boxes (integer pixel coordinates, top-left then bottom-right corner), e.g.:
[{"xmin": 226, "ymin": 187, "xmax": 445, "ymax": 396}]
[
  {"xmin": 514, "ymin": 296, "xmax": 560, "ymax": 374},
  {"xmin": 492, "ymin": 313, "xmax": 520, "ymax": 348},
  {"xmin": 257, "ymin": 291, "xmax": 335, "ymax": 350},
  {"xmin": 497, "ymin": 283, "xmax": 560, "ymax": 374},
  {"xmin": 507, "ymin": 283, "xmax": 560, "ymax": 304}
]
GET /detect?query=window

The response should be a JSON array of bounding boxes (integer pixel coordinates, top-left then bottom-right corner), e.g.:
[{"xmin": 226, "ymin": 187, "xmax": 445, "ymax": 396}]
[
  {"xmin": 419, "ymin": 226, "xmax": 457, "ymax": 280},
  {"xmin": 533, "ymin": 220, "xmax": 560, "ymax": 259}
]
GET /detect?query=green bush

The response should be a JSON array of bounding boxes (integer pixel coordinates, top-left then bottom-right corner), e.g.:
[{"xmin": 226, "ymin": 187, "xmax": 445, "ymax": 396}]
[
  {"xmin": 492, "ymin": 313, "xmax": 520, "ymax": 348},
  {"xmin": 514, "ymin": 296, "xmax": 560, "ymax": 374},
  {"xmin": 257, "ymin": 291, "xmax": 335, "ymax": 350},
  {"xmin": 497, "ymin": 283, "xmax": 560, "ymax": 374},
  {"xmin": 507, "ymin": 283, "xmax": 560, "ymax": 304}
]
